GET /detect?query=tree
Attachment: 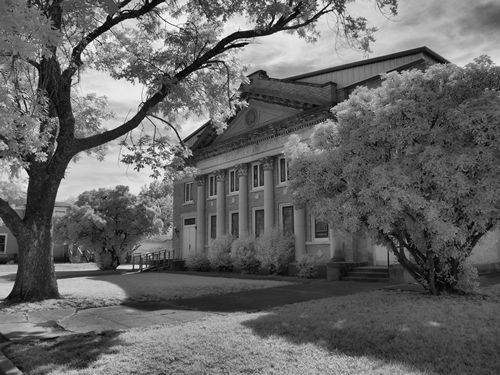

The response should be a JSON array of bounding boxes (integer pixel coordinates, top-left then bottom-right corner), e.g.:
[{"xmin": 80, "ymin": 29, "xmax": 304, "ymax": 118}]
[
  {"xmin": 138, "ymin": 179, "xmax": 173, "ymax": 234},
  {"xmin": 54, "ymin": 185, "xmax": 161, "ymax": 270},
  {"xmin": 285, "ymin": 57, "xmax": 500, "ymax": 294},
  {"xmin": 0, "ymin": 0, "xmax": 397, "ymax": 302}
]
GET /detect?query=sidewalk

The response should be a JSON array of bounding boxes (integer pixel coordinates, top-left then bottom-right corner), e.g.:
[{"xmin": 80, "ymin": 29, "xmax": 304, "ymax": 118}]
[{"xmin": 0, "ymin": 280, "xmax": 387, "ymax": 341}]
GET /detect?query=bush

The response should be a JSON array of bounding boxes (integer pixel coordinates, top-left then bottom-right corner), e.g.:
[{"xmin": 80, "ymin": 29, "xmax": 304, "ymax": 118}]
[
  {"xmin": 255, "ymin": 228, "xmax": 294, "ymax": 274},
  {"xmin": 208, "ymin": 235, "xmax": 234, "ymax": 271},
  {"xmin": 185, "ymin": 253, "xmax": 211, "ymax": 272},
  {"xmin": 231, "ymin": 236, "xmax": 260, "ymax": 274},
  {"xmin": 296, "ymin": 254, "xmax": 324, "ymax": 278},
  {"xmin": 455, "ymin": 261, "xmax": 480, "ymax": 294}
]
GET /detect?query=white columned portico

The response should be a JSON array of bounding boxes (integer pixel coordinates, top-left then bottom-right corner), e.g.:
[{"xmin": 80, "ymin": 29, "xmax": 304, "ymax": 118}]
[
  {"xmin": 216, "ymin": 170, "xmax": 226, "ymax": 238},
  {"xmin": 262, "ymin": 157, "xmax": 274, "ymax": 232},
  {"xmin": 293, "ymin": 207, "xmax": 306, "ymax": 259},
  {"xmin": 237, "ymin": 164, "xmax": 249, "ymax": 237},
  {"xmin": 195, "ymin": 175, "xmax": 206, "ymax": 253}
]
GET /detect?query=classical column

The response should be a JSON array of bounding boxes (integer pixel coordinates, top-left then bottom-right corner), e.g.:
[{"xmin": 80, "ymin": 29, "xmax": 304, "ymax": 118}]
[
  {"xmin": 262, "ymin": 157, "xmax": 275, "ymax": 232},
  {"xmin": 215, "ymin": 169, "xmax": 226, "ymax": 238},
  {"xmin": 293, "ymin": 207, "xmax": 306, "ymax": 259},
  {"xmin": 236, "ymin": 164, "xmax": 249, "ymax": 238},
  {"xmin": 195, "ymin": 175, "xmax": 206, "ymax": 253}
]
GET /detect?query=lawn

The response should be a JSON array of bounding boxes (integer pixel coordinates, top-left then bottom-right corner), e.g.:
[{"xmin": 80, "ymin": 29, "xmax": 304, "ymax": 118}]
[
  {"xmin": 0, "ymin": 264, "xmax": 292, "ymax": 313},
  {"xmin": 6, "ymin": 284, "xmax": 500, "ymax": 375}
]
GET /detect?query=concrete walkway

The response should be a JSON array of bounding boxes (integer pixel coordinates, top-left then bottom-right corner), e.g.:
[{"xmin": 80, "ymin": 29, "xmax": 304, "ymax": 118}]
[{"xmin": 0, "ymin": 280, "xmax": 387, "ymax": 341}]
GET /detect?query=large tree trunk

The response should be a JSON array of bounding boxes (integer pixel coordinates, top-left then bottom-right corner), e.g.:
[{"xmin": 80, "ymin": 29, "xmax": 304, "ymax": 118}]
[
  {"xmin": 6, "ymin": 221, "xmax": 59, "ymax": 302},
  {"xmin": 5, "ymin": 162, "xmax": 68, "ymax": 302}
]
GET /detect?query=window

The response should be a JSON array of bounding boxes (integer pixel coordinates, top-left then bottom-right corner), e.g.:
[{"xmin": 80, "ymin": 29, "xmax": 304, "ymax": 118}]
[
  {"xmin": 252, "ymin": 163, "xmax": 264, "ymax": 189},
  {"xmin": 279, "ymin": 157, "xmax": 290, "ymax": 184},
  {"xmin": 314, "ymin": 218, "xmax": 329, "ymax": 239},
  {"xmin": 281, "ymin": 206, "xmax": 294, "ymax": 234},
  {"xmin": 254, "ymin": 209, "xmax": 264, "ymax": 238},
  {"xmin": 184, "ymin": 182, "xmax": 193, "ymax": 203},
  {"xmin": 208, "ymin": 175, "xmax": 217, "ymax": 197},
  {"xmin": 230, "ymin": 212, "xmax": 239, "ymax": 238},
  {"xmin": 210, "ymin": 215, "xmax": 217, "ymax": 239},
  {"xmin": 0, "ymin": 234, "xmax": 6, "ymax": 254},
  {"xmin": 184, "ymin": 218, "xmax": 196, "ymax": 226},
  {"xmin": 229, "ymin": 169, "xmax": 239, "ymax": 193}
]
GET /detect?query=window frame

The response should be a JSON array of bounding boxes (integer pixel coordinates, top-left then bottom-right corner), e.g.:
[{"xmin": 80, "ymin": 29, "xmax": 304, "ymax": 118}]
[
  {"xmin": 251, "ymin": 163, "xmax": 264, "ymax": 190},
  {"xmin": 228, "ymin": 169, "xmax": 239, "ymax": 194},
  {"xmin": 279, "ymin": 204, "xmax": 294, "ymax": 235},
  {"xmin": 208, "ymin": 174, "xmax": 217, "ymax": 198},
  {"xmin": 209, "ymin": 214, "xmax": 217, "ymax": 240},
  {"xmin": 229, "ymin": 211, "xmax": 239, "ymax": 238},
  {"xmin": 312, "ymin": 217, "xmax": 329, "ymax": 242},
  {"xmin": 278, "ymin": 157, "xmax": 290, "ymax": 185},
  {"xmin": 0, "ymin": 234, "xmax": 7, "ymax": 254},
  {"xmin": 183, "ymin": 181, "xmax": 194, "ymax": 203},
  {"xmin": 252, "ymin": 207, "xmax": 265, "ymax": 238}
]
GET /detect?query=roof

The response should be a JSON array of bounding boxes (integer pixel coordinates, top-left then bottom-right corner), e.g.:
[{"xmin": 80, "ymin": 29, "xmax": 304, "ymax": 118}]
[{"xmin": 284, "ymin": 46, "xmax": 449, "ymax": 82}]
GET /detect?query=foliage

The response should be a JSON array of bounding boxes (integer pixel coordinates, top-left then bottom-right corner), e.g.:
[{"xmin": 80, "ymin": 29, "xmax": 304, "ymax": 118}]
[
  {"xmin": 296, "ymin": 254, "xmax": 325, "ymax": 278},
  {"xmin": 285, "ymin": 57, "xmax": 500, "ymax": 294},
  {"xmin": 455, "ymin": 261, "xmax": 480, "ymax": 294},
  {"xmin": 0, "ymin": 0, "xmax": 397, "ymax": 301},
  {"xmin": 185, "ymin": 253, "xmax": 211, "ymax": 272},
  {"xmin": 138, "ymin": 179, "xmax": 174, "ymax": 234},
  {"xmin": 255, "ymin": 228, "xmax": 295, "ymax": 274},
  {"xmin": 54, "ymin": 186, "xmax": 161, "ymax": 270},
  {"xmin": 231, "ymin": 237, "xmax": 260, "ymax": 274},
  {"xmin": 208, "ymin": 235, "xmax": 234, "ymax": 272}
]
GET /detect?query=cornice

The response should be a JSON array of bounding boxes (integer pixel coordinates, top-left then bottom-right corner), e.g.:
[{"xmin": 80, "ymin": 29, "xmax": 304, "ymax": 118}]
[{"xmin": 191, "ymin": 106, "xmax": 333, "ymax": 161}]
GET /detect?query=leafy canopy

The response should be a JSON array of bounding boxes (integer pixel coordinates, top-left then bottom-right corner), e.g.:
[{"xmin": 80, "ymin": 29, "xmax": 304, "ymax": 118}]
[
  {"xmin": 285, "ymin": 57, "xmax": 500, "ymax": 293},
  {"xmin": 54, "ymin": 185, "xmax": 162, "ymax": 260}
]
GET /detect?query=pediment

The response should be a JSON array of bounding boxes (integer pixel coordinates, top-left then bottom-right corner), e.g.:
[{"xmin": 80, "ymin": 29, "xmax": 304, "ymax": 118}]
[{"xmin": 214, "ymin": 99, "xmax": 301, "ymax": 144}]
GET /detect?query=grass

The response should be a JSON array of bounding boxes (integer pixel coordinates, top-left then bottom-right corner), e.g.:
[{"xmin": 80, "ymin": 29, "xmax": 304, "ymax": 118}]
[
  {"xmin": 6, "ymin": 284, "xmax": 500, "ymax": 375},
  {"xmin": 0, "ymin": 264, "xmax": 292, "ymax": 313}
]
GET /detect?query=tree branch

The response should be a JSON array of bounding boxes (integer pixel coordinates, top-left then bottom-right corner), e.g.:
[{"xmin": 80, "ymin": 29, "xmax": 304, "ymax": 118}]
[
  {"xmin": 63, "ymin": 0, "xmax": 168, "ymax": 78},
  {"xmin": 0, "ymin": 198, "xmax": 26, "ymax": 239}
]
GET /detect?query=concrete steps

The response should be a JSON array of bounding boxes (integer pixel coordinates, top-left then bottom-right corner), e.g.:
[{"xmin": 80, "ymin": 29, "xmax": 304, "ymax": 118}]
[{"xmin": 342, "ymin": 266, "xmax": 389, "ymax": 282}]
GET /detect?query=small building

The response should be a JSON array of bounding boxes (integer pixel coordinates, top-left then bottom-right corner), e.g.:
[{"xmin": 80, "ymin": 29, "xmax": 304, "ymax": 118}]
[
  {"xmin": 0, "ymin": 201, "xmax": 72, "ymax": 262},
  {"xmin": 172, "ymin": 46, "xmax": 499, "ymax": 273}
]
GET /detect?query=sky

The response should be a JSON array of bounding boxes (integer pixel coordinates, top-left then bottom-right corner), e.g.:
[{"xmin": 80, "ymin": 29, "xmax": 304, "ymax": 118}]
[{"xmin": 55, "ymin": 0, "xmax": 500, "ymax": 201}]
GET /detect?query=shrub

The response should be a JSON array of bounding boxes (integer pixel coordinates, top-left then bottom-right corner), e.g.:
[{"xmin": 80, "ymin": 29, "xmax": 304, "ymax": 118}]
[
  {"xmin": 231, "ymin": 236, "xmax": 260, "ymax": 274},
  {"xmin": 455, "ymin": 261, "xmax": 480, "ymax": 294},
  {"xmin": 255, "ymin": 228, "xmax": 295, "ymax": 274},
  {"xmin": 208, "ymin": 235, "xmax": 234, "ymax": 271},
  {"xmin": 185, "ymin": 253, "xmax": 211, "ymax": 272},
  {"xmin": 296, "ymin": 254, "xmax": 324, "ymax": 278}
]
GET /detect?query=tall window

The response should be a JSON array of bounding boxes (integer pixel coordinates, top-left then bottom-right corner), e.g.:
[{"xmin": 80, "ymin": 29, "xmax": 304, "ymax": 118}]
[
  {"xmin": 229, "ymin": 169, "xmax": 239, "ymax": 193},
  {"xmin": 254, "ymin": 209, "xmax": 264, "ymax": 238},
  {"xmin": 231, "ymin": 212, "xmax": 239, "ymax": 238},
  {"xmin": 208, "ymin": 175, "xmax": 217, "ymax": 197},
  {"xmin": 314, "ymin": 218, "xmax": 329, "ymax": 239},
  {"xmin": 184, "ymin": 182, "xmax": 193, "ymax": 203},
  {"xmin": 282, "ymin": 206, "xmax": 294, "ymax": 234},
  {"xmin": 210, "ymin": 215, "xmax": 217, "ymax": 239},
  {"xmin": 0, "ymin": 234, "xmax": 6, "ymax": 253},
  {"xmin": 252, "ymin": 163, "xmax": 264, "ymax": 189},
  {"xmin": 279, "ymin": 157, "xmax": 290, "ymax": 183}
]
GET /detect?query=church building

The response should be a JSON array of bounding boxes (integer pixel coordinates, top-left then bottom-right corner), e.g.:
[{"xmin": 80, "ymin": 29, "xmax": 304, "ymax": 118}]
[{"xmin": 172, "ymin": 46, "xmax": 499, "ymax": 273}]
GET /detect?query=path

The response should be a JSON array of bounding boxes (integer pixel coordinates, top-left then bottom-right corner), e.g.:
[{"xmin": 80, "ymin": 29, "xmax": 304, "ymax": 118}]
[{"xmin": 0, "ymin": 280, "xmax": 387, "ymax": 341}]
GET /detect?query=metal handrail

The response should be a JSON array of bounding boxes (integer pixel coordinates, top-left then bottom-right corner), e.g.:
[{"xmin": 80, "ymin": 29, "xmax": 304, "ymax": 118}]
[{"xmin": 131, "ymin": 249, "xmax": 175, "ymax": 272}]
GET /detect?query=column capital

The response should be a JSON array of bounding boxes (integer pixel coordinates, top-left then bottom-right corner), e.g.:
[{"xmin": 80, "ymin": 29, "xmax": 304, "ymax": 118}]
[
  {"xmin": 260, "ymin": 156, "xmax": 274, "ymax": 170},
  {"xmin": 194, "ymin": 175, "xmax": 206, "ymax": 186},
  {"xmin": 215, "ymin": 169, "xmax": 226, "ymax": 182},
  {"xmin": 236, "ymin": 163, "xmax": 249, "ymax": 177}
]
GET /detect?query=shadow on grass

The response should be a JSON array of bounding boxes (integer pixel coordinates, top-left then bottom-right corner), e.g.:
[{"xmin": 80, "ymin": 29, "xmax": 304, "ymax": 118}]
[
  {"xmin": 4, "ymin": 330, "xmax": 125, "ymax": 374},
  {"xmin": 241, "ymin": 290, "xmax": 500, "ymax": 375}
]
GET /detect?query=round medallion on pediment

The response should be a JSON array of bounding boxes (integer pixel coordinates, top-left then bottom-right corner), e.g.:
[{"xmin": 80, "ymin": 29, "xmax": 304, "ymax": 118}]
[{"xmin": 245, "ymin": 108, "xmax": 258, "ymax": 127}]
